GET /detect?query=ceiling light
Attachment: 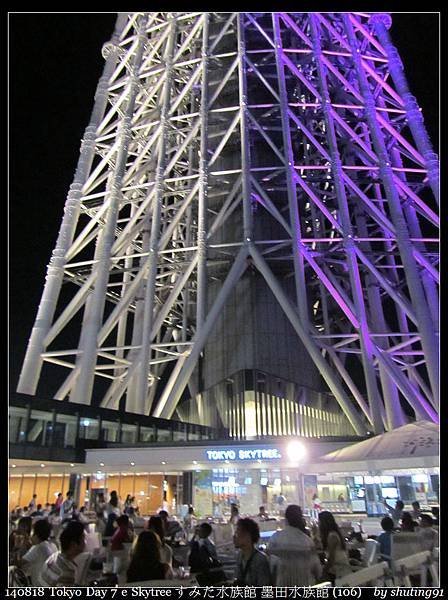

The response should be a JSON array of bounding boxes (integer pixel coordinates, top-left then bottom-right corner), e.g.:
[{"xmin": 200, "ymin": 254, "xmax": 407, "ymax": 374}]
[
  {"xmin": 130, "ymin": 462, "xmax": 135, "ymax": 466},
  {"xmin": 161, "ymin": 461, "xmax": 166, "ymax": 465},
  {"xmin": 193, "ymin": 461, "xmax": 198, "ymax": 465},
  {"xmin": 70, "ymin": 464, "xmax": 75, "ymax": 467},
  {"xmin": 11, "ymin": 464, "xmax": 16, "ymax": 468},
  {"xmin": 100, "ymin": 462, "xmax": 105, "ymax": 466},
  {"xmin": 40, "ymin": 463, "xmax": 45, "ymax": 468},
  {"xmin": 286, "ymin": 440, "xmax": 307, "ymax": 462}
]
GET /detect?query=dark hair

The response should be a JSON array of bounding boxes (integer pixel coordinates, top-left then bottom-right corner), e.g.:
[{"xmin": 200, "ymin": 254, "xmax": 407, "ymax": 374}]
[
  {"xmin": 159, "ymin": 510, "xmax": 168, "ymax": 519},
  {"xmin": 237, "ymin": 518, "xmax": 260, "ymax": 544},
  {"xmin": 36, "ymin": 504, "xmax": 42, "ymax": 510},
  {"xmin": 231, "ymin": 504, "xmax": 239, "ymax": 514},
  {"xmin": 381, "ymin": 516, "xmax": 394, "ymax": 532},
  {"xmin": 105, "ymin": 513, "xmax": 118, "ymax": 537},
  {"xmin": 396, "ymin": 500, "xmax": 404, "ymax": 510},
  {"xmin": 127, "ymin": 531, "xmax": 162, "ymax": 581},
  {"xmin": 400, "ymin": 512, "xmax": 416, "ymax": 531},
  {"xmin": 412, "ymin": 501, "xmax": 420, "ymax": 508},
  {"xmin": 285, "ymin": 504, "xmax": 307, "ymax": 533},
  {"xmin": 148, "ymin": 516, "xmax": 165, "ymax": 541},
  {"xmin": 420, "ymin": 514, "xmax": 434, "ymax": 526},
  {"xmin": 60, "ymin": 521, "xmax": 85, "ymax": 552},
  {"xmin": 199, "ymin": 522, "xmax": 212, "ymax": 537},
  {"xmin": 188, "ymin": 506, "xmax": 194, "ymax": 514},
  {"xmin": 109, "ymin": 491, "xmax": 119, "ymax": 508},
  {"xmin": 18, "ymin": 516, "xmax": 33, "ymax": 536},
  {"xmin": 116, "ymin": 515, "xmax": 129, "ymax": 527},
  {"xmin": 33, "ymin": 518, "xmax": 52, "ymax": 541},
  {"xmin": 318, "ymin": 511, "xmax": 346, "ymax": 550}
]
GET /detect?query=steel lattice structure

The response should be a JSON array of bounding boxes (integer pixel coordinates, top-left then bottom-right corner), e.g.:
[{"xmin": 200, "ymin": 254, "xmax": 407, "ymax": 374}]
[{"xmin": 18, "ymin": 12, "xmax": 439, "ymax": 436}]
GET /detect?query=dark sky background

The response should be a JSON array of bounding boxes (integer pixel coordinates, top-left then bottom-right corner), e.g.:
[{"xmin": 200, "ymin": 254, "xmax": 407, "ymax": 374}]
[{"xmin": 9, "ymin": 13, "xmax": 440, "ymax": 400}]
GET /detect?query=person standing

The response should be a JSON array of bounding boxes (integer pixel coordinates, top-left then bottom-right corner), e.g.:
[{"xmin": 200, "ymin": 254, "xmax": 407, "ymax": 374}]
[
  {"xmin": 383, "ymin": 498, "xmax": 404, "ymax": 526},
  {"xmin": 106, "ymin": 490, "xmax": 121, "ymax": 517},
  {"xmin": 234, "ymin": 518, "xmax": 272, "ymax": 586},
  {"xmin": 55, "ymin": 493, "xmax": 63, "ymax": 514},
  {"xmin": 267, "ymin": 505, "xmax": 322, "ymax": 586},
  {"xmin": 148, "ymin": 516, "xmax": 173, "ymax": 566},
  {"xmin": 318, "ymin": 511, "xmax": 351, "ymax": 583},
  {"xmin": 28, "ymin": 495, "xmax": 38, "ymax": 512},
  {"xmin": 60, "ymin": 492, "xmax": 74, "ymax": 522},
  {"xmin": 411, "ymin": 501, "xmax": 422, "ymax": 521}
]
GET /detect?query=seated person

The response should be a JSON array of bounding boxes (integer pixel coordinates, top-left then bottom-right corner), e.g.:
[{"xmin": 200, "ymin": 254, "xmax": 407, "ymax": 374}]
[
  {"xmin": 111, "ymin": 514, "xmax": 133, "ymax": 551},
  {"xmin": 30, "ymin": 504, "xmax": 45, "ymax": 518},
  {"xmin": 40, "ymin": 521, "xmax": 87, "ymax": 586},
  {"xmin": 234, "ymin": 518, "xmax": 272, "ymax": 586},
  {"xmin": 127, "ymin": 531, "xmax": 173, "ymax": 583},
  {"xmin": 377, "ymin": 516, "xmax": 394, "ymax": 560},
  {"xmin": 189, "ymin": 523, "xmax": 225, "ymax": 584},
  {"xmin": 21, "ymin": 519, "xmax": 58, "ymax": 586},
  {"xmin": 158, "ymin": 510, "xmax": 183, "ymax": 541},
  {"xmin": 418, "ymin": 514, "xmax": 439, "ymax": 552},
  {"xmin": 148, "ymin": 516, "xmax": 173, "ymax": 566},
  {"xmin": 400, "ymin": 511, "xmax": 418, "ymax": 532},
  {"xmin": 257, "ymin": 506, "xmax": 269, "ymax": 521}
]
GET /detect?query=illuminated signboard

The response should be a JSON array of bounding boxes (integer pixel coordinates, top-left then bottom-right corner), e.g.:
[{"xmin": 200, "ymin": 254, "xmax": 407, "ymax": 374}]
[{"xmin": 205, "ymin": 448, "xmax": 282, "ymax": 461}]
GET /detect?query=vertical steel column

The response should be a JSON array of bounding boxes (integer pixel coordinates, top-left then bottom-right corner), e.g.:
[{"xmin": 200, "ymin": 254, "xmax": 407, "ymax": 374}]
[
  {"xmin": 369, "ymin": 13, "xmax": 439, "ymax": 205},
  {"xmin": 309, "ymin": 14, "xmax": 383, "ymax": 433},
  {"xmin": 17, "ymin": 13, "xmax": 128, "ymax": 395},
  {"xmin": 153, "ymin": 246, "xmax": 249, "ymax": 419},
  {"xmin": 272, "ymin": 13, "xmax": 309, "ymax": 325},
  {"xmin": 197, "ymin": 14, "xmax": 210, "ymax": 332},
  {"xmin": 70, "ymin": 14, "xmax": 149, "ymax": 406},
  {"xmin": 237, "ymin": 13, "xmax": 253, "ymax": 245},
  {"xmin": 343, "ymin": 14, "xmax": 439, "ymax": 409},
  {"xmin": 133, "ymin": 17, "xmax": 177, "ymax": 415},
  {"xmin": 250, "ymin": 244, "xmax": 366, "ymax": 436}
]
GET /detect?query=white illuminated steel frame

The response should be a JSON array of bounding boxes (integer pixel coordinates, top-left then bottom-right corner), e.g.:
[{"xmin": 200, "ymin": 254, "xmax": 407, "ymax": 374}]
[{"xmin": 18, "ymin": 13, "xmax": 439, "ymax": 436}]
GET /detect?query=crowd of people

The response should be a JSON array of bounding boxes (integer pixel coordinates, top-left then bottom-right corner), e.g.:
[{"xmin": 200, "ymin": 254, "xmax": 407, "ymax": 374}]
[{"xmin": 9, "ymin": 492, "xmax": 439, "ymax": 588}]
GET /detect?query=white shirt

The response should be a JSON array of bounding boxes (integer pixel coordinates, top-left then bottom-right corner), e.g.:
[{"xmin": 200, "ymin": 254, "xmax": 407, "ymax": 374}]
[
  {"xmin": 267, "ymin": 525, "xmax": 322, "ymax": 586},
  {"xmin": 22, "ymin": 541, "xmax": 58, "ymax": 586}
]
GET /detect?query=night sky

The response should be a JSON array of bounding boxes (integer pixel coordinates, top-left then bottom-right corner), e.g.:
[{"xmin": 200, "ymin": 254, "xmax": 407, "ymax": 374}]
[{"xmin": 9, "ymin": 13, "xmax": 440, "ymax": 400}]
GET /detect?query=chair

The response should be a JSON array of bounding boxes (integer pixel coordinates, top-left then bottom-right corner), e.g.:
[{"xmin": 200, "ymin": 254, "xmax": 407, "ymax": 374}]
[
  {"xmin": 393, "ymin": 551, "xmax": 434, "ymax": 587},
  {"xmin": 391, "ymin": 532, "xmax": 423, "ymax": 560},
  {"xmin": 335, "ymin": 562, "xmax": 389, "ymax": 587},
  {"xmin": 364, "ymin": 539, "xmax": 380, "ymax": 566}
]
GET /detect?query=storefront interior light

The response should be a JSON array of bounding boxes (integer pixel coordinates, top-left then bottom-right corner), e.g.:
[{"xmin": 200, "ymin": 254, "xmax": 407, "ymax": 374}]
[
  {"xmin": 286, "ymin": 440, "xmax": 306, "ymax": 462},
  {"xmin": 11, "ymin": 464, "xmax": 16, "ymax": 468},
  {"xmin": 40, "ymin": 463, "xmax": 45, "ymax": 468}
]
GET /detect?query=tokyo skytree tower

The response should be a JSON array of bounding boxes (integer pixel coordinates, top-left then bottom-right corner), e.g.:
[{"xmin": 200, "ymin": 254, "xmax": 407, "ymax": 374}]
[{"xmin": 18, "ymin": 13, "xmax": 439, "ymax": 436}]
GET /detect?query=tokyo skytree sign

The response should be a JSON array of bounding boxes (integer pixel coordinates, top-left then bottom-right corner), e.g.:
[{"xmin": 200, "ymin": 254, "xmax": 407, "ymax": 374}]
[{"xmin": 18, "ymin": 13, "xmax": 439, "ymax": 436}]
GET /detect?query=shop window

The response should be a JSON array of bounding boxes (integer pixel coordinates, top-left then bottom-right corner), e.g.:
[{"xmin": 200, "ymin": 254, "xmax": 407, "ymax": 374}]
[
  {"xmin": 121, "ymin": 424, "xmax": 137, "ymax": 444},
  {"xmin": 139, "ymin": 427, "xmax": 156, "ymax": 443},
  {"xmin": 27, "ymin": 410, "xmax": 52, "ymax": 445},
  {"xmin": 55, "ymin": 414, "xmax": 78, "ymax": 447},
  {"xmin": 79, "ymin": 418, "xmax": 99, "ymax": 441},
  {"xmin": 101, "ymin": 421, "xmax": 119, "ymax": 442}
]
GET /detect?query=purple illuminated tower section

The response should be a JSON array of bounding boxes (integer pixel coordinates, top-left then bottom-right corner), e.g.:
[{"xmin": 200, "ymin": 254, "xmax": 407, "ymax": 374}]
[{"xmin": 18, "ymin": 13, "xmax": 439, "ymax": 438}]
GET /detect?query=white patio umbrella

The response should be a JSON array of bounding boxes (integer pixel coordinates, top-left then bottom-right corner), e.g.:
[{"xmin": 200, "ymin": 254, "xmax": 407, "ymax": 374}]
[{"xmin": 308, "ymin": 421, "xmax": 439, "ymax": 473}]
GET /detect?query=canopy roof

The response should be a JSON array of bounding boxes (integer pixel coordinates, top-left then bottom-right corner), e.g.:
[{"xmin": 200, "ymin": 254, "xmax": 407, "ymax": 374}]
[{"xmin": 309, "ymin": 421, "xmax": 439, "ymax": 473}]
